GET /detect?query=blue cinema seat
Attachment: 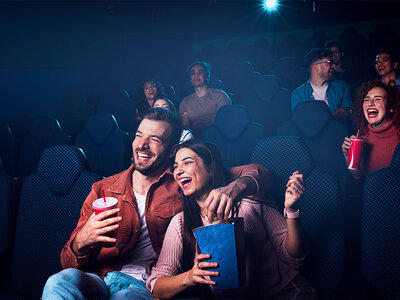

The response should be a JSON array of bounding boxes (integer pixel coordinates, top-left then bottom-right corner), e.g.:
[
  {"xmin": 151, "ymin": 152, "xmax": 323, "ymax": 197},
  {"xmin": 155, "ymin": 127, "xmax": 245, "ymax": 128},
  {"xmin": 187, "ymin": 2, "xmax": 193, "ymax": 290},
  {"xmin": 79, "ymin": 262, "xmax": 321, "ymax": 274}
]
[
  {"xmin": 10, "ymin": 145, "xmax": 102, "ymax": 298},
  {"xmin": 202, "ymin": 104, "xmax": 264, "ymax": 168},
  {"xmin": 0, "ymin": 121, "xmax": 20, "ymax": 177},
  {"xmin": 278, "ymin": 100, "xmax": 350, "ymax": 199},
  {"xmin": 242, "ymin": 75, "xmax": 291, "ymax": 137},
  {"xmin": 97, "ymin": 88, "xmax": 137, "ymax": 134},
  {"xmin": 270, "ymin": 56, "xmax": 308, "ymax": 91},
  {"xmin": 251, "ymin": 136, "xmax": 344, "ymax": 298},
  {"xmin": 55, "ymin": 92, "xmax": 94, "ymax": 143},
  {"xmin": 0, "ymin": 159, "xmax": 15, "ymax": 262},
  {"xmin": 362, "ymin": 141, "xmax": 400, "ymax": 298},
  {"xmin": 75, "ymin": 113, "xmax": 131, "ymax": 178},
  {"xmin": 16, "ymin": 116, "xmax": 71, "ymax": 181}
]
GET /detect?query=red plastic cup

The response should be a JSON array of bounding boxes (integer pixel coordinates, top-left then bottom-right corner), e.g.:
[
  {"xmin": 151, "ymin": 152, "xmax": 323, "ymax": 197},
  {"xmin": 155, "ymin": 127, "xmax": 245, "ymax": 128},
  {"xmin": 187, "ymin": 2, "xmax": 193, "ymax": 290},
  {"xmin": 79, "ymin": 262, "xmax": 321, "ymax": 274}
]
[
  {"xmin": 347, "ymin": 139, "xmax": 365, "ymax": 170},
  {"xmin": 92, "ymin": 197, "xmax": 118, "ymax": 247}
]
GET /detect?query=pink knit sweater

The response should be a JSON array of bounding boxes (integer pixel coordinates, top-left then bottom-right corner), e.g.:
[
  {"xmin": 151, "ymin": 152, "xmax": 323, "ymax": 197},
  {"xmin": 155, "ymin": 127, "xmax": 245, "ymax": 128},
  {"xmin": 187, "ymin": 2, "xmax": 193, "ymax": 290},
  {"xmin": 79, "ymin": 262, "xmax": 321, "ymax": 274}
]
[
  {"xmin": 146, "ymin": 199, "xmax": 305, "ymax": 298},
  {"xmin": 361, "ymin": 120, "xmax": 400, "ymax": 174}
]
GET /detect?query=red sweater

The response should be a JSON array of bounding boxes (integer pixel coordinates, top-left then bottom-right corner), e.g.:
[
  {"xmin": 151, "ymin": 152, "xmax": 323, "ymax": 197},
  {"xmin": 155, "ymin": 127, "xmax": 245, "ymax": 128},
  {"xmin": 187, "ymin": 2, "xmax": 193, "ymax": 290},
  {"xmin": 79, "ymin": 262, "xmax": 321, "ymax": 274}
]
[{"xmin": 361, "ymin": 120, "xmax": 400, "ymax": 174}]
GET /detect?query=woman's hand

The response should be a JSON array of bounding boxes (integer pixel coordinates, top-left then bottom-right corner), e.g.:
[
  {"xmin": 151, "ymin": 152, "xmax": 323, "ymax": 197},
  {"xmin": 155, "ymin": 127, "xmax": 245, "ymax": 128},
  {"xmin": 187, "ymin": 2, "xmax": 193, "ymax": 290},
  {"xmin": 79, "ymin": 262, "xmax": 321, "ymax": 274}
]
[
  {"xmin": 284, "ymin": 171, "xmax": 305, "ymax": 211},
  {"xmin": 184, "ymin": 254, "xmax": 219, "ymax": 287},
  {"xmin": 342, "ymin": 135, "xmax": 357, "ymax": 162},
  {"xmin": 342, "ymin": 135, "xmax": 364, "ymax": 179}
]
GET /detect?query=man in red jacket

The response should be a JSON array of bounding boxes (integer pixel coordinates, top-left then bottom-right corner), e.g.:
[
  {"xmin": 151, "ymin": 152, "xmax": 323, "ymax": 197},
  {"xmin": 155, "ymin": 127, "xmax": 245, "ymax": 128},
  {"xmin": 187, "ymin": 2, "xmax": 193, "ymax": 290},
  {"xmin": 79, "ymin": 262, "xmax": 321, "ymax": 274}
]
[{"xmin": 42, "ymin": 108, "xmax": 273, "ymax": 299}]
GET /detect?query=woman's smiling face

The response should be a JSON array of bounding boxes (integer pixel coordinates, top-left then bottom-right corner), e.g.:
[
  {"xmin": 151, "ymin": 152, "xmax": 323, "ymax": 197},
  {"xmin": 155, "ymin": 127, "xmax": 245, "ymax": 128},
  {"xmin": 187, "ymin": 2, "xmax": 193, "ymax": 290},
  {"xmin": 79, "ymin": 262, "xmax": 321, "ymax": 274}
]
[
  {"xmin": 363, "ymin": 87, "xmax": 393, "ymax": 128},
  {"xmin": 375, "ymin": 53, "xmax": 398, "ymax": 77},
  {"xmin": 173, "ymin": 147, "xmax": 211, "ymax": 201}
]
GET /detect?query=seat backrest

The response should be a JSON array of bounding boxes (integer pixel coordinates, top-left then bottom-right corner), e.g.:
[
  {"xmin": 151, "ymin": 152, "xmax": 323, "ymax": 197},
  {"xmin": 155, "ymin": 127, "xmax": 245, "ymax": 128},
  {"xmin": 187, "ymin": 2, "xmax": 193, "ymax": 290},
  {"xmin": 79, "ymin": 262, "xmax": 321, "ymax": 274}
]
[
  {"xmin": 10, "ymin": 145, "xmax": 102, "ymax": 298},
  {"xmin": 278, "ymin": 101, "xmax": 350, "ymax": 199},
  {"xmin": 16, "ymin": 117, "xmax": 71, "ymax": 181},
  {"xmin": 76, "ymin": 113, "xmax": 131, "ymax": 177},
  {"xmin": 97, "ymin": 88, "xmax": 137, "ymax": 133},
  {"xmin": 243, "ymin": 75, "xmax": 291, "ymax": 137},
  {"xmin": 0, "ymin": 167, "xmax": 15, "ymax": 259},
  {"xmin": 8, "ymin": 113, "xmax": 34, "ymax": 139},
  {"xmin": 251, "ymin": 136, "xmax": 344, "ymax": 297},
  {"xmin": 229, "ymin": 61, "xmax": 257, "ymax": 100},
  {"xmin": 271, "ymin": 56, "xmax": 308, "ymax": 90},
  {"xmin": 362, "ymin": 141, "xmax": 400, "ymax": 298},
  {"xmin": 55, "ymin": 92, "xmax": 94, "ymax": 142},
  {"xmin": 251, "ymin": 136, "xmax": 314, "ymax": 203},
  {"xmin": 202, "ymin": 105, "xmax": 264, "ymax": 168},
  {"xmin": 0, "ymin": 121, "xmax": 20, "ymax": 177}
]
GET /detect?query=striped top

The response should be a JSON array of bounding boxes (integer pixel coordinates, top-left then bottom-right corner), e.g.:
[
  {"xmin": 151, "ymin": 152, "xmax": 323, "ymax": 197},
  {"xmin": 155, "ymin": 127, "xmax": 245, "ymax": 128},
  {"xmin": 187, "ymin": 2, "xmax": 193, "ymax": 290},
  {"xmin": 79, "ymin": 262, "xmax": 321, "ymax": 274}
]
[{"xmin": 146, "ymin": 198, "xmax": 305, "ymax": 298}]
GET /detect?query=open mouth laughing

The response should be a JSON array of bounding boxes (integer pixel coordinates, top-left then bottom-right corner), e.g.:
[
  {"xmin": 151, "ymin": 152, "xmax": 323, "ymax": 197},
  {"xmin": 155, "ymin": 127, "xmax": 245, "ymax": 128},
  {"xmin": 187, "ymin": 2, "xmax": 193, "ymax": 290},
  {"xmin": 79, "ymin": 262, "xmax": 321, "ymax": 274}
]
[
  {"xmin": 367, "ymin": 108, "xmax": 379, "ymax": 119},
  {"xmin": 178, "ymin": 177, "xmax": 192, "ymax": 189},
  {"xmin": 136, "ymin": 150, "xmax": 153, "ymax": 162}
]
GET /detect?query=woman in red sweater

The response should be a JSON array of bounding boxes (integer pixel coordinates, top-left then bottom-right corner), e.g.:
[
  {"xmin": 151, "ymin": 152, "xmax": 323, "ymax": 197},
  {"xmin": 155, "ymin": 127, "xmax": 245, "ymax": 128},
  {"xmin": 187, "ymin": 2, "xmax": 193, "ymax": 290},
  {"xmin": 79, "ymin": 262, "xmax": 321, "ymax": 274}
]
[{"xmin": 342, "ymin": 80, "xmax": 400, "ymax": 179}]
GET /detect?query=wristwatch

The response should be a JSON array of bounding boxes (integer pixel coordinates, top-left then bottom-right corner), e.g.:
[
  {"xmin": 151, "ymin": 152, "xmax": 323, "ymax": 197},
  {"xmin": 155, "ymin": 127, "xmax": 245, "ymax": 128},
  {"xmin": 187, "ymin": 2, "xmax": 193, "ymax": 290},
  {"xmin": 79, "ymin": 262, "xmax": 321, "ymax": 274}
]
[{"xmin": 284, "ymin": 208, "xmax": 300, "ymax": 219}]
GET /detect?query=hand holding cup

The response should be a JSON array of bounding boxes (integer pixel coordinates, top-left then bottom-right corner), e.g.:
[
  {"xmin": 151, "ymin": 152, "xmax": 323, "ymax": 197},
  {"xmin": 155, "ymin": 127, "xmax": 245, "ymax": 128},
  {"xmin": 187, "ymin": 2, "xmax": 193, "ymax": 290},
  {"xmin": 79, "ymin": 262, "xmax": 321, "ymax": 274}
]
[{"xmin": 72, "ymin": 198, "xmax": 121, "ymax": 255}]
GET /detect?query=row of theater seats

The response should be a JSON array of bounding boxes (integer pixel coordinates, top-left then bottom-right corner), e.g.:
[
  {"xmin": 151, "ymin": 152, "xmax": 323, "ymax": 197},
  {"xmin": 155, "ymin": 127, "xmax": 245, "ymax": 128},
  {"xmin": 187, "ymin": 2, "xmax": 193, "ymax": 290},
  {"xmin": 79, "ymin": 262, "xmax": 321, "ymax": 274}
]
[
  {"xmin": 0, "ymin": 111, "xmax": 133, "ymax": 183},
  {"xmin": 202, "ymin": 101, "xmax": 350, "ymax": 199},
  {"xmin": 0, "ymin": 67, "xmax": 297, "ymax": 181},
  {"xmin": 1, "ymin": 140, "xmax": 398, "ymax": 299},
  {"xmin": 251, "ymin": 136, "xmax": 400, "ymax": 299},
  {"xmin": 56, "ymin": 88, "xmax": 137, "ymax": 141},
  {"xmin": 0, "ymin": 73, "xmax": 292, "ymax": 182},
  {"xmin": 0, "ymin": 146, "xmax": 103, "ymax": 298}
]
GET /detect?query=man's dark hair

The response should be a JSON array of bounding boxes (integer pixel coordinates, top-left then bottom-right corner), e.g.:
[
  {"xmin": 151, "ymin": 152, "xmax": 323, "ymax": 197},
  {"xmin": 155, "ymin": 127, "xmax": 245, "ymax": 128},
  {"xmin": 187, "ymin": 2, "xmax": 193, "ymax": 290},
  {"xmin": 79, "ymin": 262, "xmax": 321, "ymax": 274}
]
[
  {"xmin": 187, "ymin": 61, "xmax": 212, "ymax": 83},
  {"xmin": 305, "ymin": 48, "xmax": 333, "ymax": 70},
  {"xmin": 142, "ymin": 108, "xmax": 182, "ymax": 147},
  {"xmin": 325, "ymin": 40, "xmax": 342, "ymax": 52}
]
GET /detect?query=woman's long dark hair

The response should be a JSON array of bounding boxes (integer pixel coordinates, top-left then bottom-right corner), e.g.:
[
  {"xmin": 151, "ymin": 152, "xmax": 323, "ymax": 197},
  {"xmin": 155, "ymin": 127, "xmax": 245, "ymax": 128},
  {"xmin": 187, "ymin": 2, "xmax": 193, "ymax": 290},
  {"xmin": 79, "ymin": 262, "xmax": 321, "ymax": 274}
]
[{"xmin": 176, "ymin": 140, "xmax": 235, "ymax": 273}]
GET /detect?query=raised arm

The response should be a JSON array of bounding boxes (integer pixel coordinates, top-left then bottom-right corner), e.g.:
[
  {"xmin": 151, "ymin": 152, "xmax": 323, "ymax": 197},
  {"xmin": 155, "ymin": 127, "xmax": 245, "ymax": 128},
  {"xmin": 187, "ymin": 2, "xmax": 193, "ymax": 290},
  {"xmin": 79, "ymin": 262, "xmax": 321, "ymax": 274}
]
[
  {"xmin": 283, "ymin": 171, "xmax": 308, "ymax": 258},
  {"xmin": 203, "ymin": 163, "xmax": 274, "ymax": 221}
]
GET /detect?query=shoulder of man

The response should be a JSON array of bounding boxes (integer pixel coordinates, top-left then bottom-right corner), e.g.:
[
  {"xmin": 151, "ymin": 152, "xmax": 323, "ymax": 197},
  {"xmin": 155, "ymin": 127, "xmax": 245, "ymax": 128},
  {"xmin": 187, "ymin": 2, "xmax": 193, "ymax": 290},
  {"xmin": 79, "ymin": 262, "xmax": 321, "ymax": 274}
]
[
  {"xmin": 292, "ymin": 80, "xmax": 310, "ymax": 96},
  {"xmin": 209, "ymin": 88, "xmax": 227, "ymax": 95},
  {"xmin": 330, "ymin": 79, "xmax": 350, "ymax": 90},
  {"xmin": 182, "ymin": 92, "xmax": 197, "ymax": 101}
]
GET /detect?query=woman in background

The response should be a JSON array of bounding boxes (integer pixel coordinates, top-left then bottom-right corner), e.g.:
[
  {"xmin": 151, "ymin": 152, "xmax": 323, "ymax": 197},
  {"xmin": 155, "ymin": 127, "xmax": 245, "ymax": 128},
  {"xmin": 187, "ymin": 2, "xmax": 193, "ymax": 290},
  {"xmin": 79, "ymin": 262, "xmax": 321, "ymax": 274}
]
[
  {"xmin": 375, "ymin": 51, "xmax": 399, "ymax": 86},
  {"xmin": 342, "ymin": 80, "xmax": 400, "ymax": 179},
  {"xmin": 136, "ymin": 80, "xmax": 165, "ymax": 119},
  {"xmin": 153, "ymin": 97, "xmax": 194, "ymax": 143}
]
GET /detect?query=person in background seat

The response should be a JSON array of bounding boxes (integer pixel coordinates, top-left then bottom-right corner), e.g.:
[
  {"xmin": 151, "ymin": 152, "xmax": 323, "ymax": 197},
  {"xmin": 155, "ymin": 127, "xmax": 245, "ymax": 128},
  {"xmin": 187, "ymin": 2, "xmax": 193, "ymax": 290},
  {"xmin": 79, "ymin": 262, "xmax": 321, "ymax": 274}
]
[{"xmin": 179, "ymin": 61, "xmax": 231, "ymax": 138}]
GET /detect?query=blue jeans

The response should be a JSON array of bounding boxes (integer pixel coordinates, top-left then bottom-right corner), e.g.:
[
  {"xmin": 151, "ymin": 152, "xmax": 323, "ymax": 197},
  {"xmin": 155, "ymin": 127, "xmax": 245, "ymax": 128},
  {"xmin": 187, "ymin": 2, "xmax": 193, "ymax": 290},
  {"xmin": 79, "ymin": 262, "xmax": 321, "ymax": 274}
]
[{"xmin": 42, "ymin": 268, "xmax": 154, "ymax": 300}]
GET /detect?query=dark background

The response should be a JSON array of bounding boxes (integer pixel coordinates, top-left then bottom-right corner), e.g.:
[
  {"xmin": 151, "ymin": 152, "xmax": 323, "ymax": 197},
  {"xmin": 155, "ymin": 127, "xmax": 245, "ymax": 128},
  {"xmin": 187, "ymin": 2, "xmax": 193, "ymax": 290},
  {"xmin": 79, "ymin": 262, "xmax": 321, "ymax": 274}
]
[{"xmin": 1, "ymin": 0, "xmax": 399, "ymax": 120}]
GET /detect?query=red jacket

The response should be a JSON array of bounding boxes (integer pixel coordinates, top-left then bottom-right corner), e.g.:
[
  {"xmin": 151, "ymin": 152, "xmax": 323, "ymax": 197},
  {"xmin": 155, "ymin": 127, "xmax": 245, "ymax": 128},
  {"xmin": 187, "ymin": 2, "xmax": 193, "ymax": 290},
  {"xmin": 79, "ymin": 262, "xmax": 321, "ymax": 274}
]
[{"xmin": 60, "ymin": 163, "xmax": 273, "ymax": 278}]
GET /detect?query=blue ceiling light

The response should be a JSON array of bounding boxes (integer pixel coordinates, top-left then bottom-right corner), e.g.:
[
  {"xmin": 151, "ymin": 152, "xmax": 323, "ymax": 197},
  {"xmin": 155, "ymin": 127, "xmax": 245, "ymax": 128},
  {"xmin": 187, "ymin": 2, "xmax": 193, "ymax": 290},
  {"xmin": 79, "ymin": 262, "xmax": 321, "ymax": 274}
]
[{"xmin": 264, "ymin": 0, "xmax": 278, "ymax": 11}]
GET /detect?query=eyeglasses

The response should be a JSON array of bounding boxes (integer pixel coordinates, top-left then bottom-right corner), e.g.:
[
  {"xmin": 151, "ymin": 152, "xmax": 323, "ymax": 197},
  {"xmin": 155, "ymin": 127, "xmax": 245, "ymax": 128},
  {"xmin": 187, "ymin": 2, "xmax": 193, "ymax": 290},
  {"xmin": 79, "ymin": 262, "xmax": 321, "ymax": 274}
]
[{"xmin": 315, "ymin": 60, "xmax": 333, "ymax": 66}]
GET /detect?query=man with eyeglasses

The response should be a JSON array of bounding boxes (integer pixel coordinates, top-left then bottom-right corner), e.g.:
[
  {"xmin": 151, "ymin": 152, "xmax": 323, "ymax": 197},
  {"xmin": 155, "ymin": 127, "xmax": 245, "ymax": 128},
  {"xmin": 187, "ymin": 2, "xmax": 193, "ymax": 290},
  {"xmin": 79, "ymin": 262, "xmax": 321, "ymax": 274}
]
[{"xmin": 291, "ymin": 48, "xmax": 352, "ymax": 120}]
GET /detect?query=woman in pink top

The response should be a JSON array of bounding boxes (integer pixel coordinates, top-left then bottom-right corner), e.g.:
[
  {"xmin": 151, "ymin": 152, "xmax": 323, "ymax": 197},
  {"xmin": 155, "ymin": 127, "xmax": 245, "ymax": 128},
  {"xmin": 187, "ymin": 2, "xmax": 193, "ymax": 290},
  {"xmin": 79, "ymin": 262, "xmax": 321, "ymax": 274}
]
[
  {"xmin": 342, "ymin": 80, "xmax": 400, "ymax": 179},
  {"xmin": 146, "ymin": 140, "xmax": 316, "ymax": 299}
]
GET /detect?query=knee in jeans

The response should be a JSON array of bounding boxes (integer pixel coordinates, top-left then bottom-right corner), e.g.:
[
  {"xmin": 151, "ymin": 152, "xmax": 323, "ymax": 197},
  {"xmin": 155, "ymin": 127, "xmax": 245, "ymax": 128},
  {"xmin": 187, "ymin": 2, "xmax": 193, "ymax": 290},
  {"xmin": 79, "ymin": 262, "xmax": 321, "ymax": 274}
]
[{"xmin": 45, "ymin": 268, "xmax": 81, "ymax": 288}]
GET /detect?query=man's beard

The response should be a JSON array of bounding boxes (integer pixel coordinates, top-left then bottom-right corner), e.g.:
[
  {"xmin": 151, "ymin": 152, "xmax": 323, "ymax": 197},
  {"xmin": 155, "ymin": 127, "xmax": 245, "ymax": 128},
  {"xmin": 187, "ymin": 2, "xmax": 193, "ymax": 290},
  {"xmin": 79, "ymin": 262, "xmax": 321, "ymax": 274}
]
[{"xmin": 133, "ymin": 149, "xmax": 169, "ymax": 176}]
